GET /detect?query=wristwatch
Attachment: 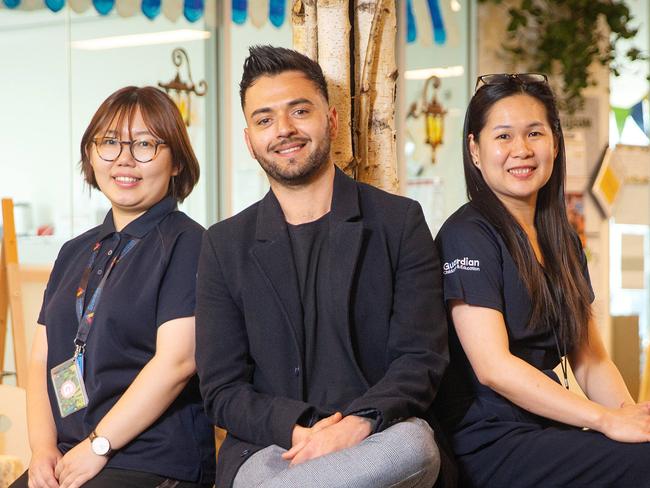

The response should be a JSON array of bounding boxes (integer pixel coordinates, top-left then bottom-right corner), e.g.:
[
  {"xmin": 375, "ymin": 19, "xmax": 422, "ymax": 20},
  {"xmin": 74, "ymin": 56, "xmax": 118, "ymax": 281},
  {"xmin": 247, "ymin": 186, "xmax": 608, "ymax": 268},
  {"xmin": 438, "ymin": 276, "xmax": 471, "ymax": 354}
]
[{"xmin": 89, "ymin": 430, "xmax": 113, "ymax": 457}]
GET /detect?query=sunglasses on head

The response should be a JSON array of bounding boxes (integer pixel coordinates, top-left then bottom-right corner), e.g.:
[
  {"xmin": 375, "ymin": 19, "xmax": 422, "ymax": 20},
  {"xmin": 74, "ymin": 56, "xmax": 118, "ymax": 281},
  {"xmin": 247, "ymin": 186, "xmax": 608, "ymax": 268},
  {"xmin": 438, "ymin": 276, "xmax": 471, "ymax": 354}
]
[{"xmin": 474, "ymin": 73, "xmax": 548, "ymax": 92}]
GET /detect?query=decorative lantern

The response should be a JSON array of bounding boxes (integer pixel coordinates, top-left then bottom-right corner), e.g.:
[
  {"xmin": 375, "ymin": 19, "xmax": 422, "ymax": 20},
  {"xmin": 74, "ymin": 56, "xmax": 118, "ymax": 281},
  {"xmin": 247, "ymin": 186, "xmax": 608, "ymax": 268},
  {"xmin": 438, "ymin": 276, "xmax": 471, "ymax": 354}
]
[
  {"xmin": 406, "ymin": 75, "xmax": 447, "ymax": 163},
  {"xmin": 158, "ymin": 48, "xmax": 207, "ymax": 127}
]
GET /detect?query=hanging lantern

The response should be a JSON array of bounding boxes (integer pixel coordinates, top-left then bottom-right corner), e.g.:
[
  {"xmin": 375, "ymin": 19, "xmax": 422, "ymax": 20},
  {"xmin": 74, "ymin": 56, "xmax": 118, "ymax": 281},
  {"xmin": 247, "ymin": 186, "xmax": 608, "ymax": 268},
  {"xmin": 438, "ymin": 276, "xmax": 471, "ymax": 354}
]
[
  {"xmin": 406, "ymin": 75, "xmax": 447, "ymax": 164},
  {"xmin": 158, "ymin": 47, "xmax": 207, "ymax": 127}
]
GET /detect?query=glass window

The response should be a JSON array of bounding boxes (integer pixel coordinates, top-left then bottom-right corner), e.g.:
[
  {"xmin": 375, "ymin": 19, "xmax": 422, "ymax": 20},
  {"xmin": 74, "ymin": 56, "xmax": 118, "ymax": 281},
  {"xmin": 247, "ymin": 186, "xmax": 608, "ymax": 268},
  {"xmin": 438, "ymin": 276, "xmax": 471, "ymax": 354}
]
[
  {"xmin": 401, "ymin": 0, "xmax": 473, "ymax": 236},
  {"xmin": 0, "ymin": 7, "xmax": 218, "ymax": 264}
]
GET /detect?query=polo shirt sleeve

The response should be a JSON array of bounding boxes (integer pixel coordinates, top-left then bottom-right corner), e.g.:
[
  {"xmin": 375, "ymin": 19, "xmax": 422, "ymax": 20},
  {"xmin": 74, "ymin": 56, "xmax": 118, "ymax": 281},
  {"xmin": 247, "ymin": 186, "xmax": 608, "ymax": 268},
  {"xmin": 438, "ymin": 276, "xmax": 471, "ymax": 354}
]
[
  {"xmin": 156, "ymin": 227, "xmax": 203, "ymax": 327},
  {"xmin": 435, "ymin": 219, "xmax": 504, "ymax": 312}
]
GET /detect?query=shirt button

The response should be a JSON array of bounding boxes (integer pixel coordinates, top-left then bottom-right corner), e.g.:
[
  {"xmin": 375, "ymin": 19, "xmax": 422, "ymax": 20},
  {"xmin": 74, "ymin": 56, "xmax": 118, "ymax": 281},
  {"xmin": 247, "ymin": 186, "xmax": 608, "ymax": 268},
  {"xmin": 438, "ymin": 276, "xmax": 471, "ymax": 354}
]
[
  {"xmin": 107, "ymin": 250, "xmax": 113, "ymax": 256},
  {"xmin": 97, "ymin": 269, "xmax": 103, "ymax": 275},
  {"xmin": 293, "ymin": 367, "xmax": 300, "ymax": 376}
]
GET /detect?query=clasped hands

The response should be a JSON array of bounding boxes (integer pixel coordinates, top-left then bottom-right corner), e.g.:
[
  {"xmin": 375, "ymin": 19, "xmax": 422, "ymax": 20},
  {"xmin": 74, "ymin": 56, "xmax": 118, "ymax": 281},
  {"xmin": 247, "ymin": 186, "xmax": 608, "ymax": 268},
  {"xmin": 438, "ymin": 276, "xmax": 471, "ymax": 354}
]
[
  {"xmin": 28, "ymin": 439, "xmax": 107, "ymax": 488},
  {"xmin": 282, "ymin": 412, "xmax": 373, "ymax": 466}
]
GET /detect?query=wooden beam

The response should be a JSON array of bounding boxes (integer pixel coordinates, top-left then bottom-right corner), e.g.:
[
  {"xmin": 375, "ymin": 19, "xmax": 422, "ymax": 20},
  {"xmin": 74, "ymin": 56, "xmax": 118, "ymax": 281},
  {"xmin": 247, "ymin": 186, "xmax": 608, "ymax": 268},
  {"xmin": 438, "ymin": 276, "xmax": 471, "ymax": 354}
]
[
  {"xmin": 1, "ymin": 199, "xmax": 28, "ymax": 387},
  {"xmin": 0, "ymin": 246, "xmax": 7, "ymax": 373}
]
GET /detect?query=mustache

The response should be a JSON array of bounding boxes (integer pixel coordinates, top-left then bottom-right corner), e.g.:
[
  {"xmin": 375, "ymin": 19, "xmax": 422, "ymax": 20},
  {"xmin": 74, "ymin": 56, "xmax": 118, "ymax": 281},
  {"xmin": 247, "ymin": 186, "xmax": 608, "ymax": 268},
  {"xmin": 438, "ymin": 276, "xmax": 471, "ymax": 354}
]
[{"xmin": 269, "ymin": 137, "xmax": 311, "ymax": 152}]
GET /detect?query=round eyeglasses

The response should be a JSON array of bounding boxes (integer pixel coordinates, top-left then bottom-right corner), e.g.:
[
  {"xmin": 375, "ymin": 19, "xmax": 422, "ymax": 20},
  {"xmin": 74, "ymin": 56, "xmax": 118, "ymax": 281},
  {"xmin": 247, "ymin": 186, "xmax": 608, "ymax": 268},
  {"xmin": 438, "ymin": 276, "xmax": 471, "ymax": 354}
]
[
  {"xmin": 474, "ymin": 73, "xmax": 548, "ymax": 92},
  {"xmin": 93, "ymin": 137, "xmax": 167, "ymax": 163}
]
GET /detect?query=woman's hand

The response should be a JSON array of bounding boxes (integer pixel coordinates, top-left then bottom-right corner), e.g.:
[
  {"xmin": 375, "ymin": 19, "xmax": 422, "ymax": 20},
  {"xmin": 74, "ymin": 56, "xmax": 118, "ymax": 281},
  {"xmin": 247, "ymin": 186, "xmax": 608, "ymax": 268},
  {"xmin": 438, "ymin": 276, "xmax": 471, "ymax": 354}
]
[
  {"xmin": 27, "ymin": 446, "xmax": 62, "ymax": 488},
  {"xmin": 599, "ymin": 402, "xmax": 650, "ymax": 443},
  {"xmin": 54, "ymin": 439, "xmax": 108, "ymax": 488}
]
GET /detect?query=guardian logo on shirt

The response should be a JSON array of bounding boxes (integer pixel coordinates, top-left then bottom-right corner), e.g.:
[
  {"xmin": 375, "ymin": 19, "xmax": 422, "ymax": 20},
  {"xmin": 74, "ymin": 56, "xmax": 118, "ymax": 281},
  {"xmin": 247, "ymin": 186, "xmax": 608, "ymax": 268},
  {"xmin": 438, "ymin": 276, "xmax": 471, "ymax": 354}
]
[{"xmin": 443, "ymin": 257, "xmax": 480, "ymax": 274}]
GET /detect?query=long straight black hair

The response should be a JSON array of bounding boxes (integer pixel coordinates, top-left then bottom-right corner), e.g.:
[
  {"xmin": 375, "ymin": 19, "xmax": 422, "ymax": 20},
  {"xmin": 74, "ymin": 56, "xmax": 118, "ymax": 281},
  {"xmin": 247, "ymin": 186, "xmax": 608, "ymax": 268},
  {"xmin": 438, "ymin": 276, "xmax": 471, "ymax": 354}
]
[{"xmin": 463, "ymin": 79, "xmax": 592, "ymax": 347}]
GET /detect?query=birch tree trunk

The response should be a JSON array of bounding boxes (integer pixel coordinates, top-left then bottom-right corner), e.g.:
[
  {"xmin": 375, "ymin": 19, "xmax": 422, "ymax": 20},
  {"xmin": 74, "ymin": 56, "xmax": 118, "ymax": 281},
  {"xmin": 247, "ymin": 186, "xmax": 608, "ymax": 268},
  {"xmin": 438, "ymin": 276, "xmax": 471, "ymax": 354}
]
[
  {"xmin": 292, "ymin": 0, "xmax": 318, "ymax": 60},
  {"xmin": 290, "ymin": 0, "xmax": 397, "ymax": 189},
  {"xmin": 317, "ymin": 0, "xmax": 355, "ymax": 176},
  {"xmin": 354, "ymin": 0, "xmax": 398, "ymax": 193}
]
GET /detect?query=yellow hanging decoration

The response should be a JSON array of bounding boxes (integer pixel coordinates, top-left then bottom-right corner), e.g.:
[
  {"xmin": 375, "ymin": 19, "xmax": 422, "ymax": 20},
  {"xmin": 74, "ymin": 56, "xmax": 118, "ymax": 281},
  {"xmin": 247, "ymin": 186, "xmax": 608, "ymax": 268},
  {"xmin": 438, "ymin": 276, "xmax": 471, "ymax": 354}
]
[
  {"xmin": 407, "ymin": 75, "xmax": 447, "ymax": 164},
  {"xmin": 158, "ymin": 48, "xmax": 207, "ymax": 127}
]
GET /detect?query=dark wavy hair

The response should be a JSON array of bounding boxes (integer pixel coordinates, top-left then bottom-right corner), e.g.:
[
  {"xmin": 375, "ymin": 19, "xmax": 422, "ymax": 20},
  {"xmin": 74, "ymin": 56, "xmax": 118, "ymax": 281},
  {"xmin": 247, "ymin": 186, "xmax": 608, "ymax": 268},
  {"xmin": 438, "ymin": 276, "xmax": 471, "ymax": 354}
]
[
  {"xmin": 463, "ymin": 78, "xmax": 592, "ymax": 347},
  {"xmin": 80, "ymin": 86, "xmax": 200, "ymax": 202},
  {"xmin": 239, "ymin": 45, "xmax": 329, "ymax": 108}
]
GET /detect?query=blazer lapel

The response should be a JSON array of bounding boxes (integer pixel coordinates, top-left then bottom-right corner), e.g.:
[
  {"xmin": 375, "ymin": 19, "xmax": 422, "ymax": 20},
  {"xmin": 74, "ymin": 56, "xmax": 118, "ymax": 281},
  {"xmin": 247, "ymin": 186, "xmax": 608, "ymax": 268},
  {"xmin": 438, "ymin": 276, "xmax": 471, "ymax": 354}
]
[
  {"xmin": 329, "ymin": 168, "xmax": 364, "ymax": 330},
  {"xmin": 251, "ymin": 191, "xmax": 304, "ymax": 354}
]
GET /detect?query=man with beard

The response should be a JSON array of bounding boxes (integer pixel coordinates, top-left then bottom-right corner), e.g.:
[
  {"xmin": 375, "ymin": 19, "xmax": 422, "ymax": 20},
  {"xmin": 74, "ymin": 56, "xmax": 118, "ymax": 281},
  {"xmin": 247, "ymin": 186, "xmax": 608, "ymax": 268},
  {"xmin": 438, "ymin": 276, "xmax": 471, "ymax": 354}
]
[{"xmin": 195, "ymin": 45, "xmax": 452, "ymax": 488}]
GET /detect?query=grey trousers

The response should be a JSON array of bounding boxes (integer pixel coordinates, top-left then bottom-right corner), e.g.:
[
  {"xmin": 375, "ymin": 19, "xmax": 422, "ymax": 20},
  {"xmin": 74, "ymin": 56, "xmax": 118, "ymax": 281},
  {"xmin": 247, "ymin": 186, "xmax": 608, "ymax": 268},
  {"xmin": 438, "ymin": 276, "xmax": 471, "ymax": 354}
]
[{"xmin": 233, "ymin": 417, "xmax": 440, "ymax": 488}]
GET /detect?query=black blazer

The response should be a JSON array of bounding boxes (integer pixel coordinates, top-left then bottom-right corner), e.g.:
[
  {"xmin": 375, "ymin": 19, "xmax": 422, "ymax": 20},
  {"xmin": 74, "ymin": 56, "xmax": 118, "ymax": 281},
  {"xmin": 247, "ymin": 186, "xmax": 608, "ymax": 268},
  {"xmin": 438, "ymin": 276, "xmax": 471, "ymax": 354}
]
[{"xmin": 196, "ymin": 168, "xmax": 454, "ymax": 487}]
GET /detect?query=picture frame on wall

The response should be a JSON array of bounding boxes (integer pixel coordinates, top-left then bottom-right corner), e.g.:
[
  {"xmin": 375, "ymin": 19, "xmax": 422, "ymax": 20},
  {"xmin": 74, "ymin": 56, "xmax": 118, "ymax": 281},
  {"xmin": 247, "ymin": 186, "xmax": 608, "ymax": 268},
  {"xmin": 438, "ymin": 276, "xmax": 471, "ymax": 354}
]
[{"xmin": 591, "ymin": 146, "xmax": 622, "ymax": 218}]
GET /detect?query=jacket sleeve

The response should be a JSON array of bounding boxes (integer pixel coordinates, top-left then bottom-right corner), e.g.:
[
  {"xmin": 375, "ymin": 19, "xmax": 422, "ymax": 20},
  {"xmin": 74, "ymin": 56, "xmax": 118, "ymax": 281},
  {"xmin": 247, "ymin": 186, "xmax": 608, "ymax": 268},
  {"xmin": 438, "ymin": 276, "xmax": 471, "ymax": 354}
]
[
  {"xmin": 342, "ymin": 200, "xmax": 449, "ymax": 430},
  {"xmin": 194, "ymin": 230, "xmax": 314, "ymax": 449}
]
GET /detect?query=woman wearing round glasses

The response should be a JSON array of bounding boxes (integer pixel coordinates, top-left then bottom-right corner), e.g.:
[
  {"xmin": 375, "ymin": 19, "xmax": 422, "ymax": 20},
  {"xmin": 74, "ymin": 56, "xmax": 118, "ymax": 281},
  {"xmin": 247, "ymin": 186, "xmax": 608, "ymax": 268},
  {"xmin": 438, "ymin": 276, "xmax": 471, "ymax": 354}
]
[
  {"xmin": 435, "ymin": 74, "xmax": 650, "ymax": 486},
  {"xmin": 12, "ymin": 87, "xmax": 215, "ymax": 488}
]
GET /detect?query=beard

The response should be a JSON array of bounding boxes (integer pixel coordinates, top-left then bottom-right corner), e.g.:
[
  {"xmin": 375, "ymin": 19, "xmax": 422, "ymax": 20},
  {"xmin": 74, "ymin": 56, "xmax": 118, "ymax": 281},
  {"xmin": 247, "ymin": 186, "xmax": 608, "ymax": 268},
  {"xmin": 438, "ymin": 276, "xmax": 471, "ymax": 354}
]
[{"xmin": 252, "ymin": 130, "xmax": 332, "ymax": 187}]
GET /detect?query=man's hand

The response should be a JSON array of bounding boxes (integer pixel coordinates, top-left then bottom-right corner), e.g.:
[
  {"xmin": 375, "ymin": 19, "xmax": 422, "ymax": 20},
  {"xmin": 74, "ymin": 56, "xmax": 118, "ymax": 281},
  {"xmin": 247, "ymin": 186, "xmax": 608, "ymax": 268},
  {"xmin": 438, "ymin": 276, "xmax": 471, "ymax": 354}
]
[
  {"xmin": 54, "ymin": 439, "xmax": 108, "ymax": 488},
  {"xmin": 27, "ymin": 446, "xmax": 62, "ymax": 488},
  {"xmin": 283, "ymin": 414, "xmax": 372, "ymax": 466},
  {"xmin": 287, "ymin": 412, "xmax": 343, "ymax": 454}
]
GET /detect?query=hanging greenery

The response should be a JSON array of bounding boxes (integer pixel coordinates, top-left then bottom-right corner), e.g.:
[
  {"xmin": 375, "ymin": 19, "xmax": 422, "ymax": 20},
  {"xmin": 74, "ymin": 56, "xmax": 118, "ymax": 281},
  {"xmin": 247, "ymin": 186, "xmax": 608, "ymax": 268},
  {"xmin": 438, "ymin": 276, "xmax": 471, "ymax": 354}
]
[{"xmin": 480, "ymin": 0, "xmax": 647, "ymax": 112}]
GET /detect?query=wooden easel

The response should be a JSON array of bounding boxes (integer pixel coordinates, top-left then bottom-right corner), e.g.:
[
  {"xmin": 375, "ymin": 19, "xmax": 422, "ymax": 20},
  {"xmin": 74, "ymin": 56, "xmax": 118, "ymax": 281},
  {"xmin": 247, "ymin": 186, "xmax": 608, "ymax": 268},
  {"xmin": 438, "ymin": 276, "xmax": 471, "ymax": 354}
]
[{"xmin": 0, "ymin": 198, "xmax": 28, "ymax": 387}]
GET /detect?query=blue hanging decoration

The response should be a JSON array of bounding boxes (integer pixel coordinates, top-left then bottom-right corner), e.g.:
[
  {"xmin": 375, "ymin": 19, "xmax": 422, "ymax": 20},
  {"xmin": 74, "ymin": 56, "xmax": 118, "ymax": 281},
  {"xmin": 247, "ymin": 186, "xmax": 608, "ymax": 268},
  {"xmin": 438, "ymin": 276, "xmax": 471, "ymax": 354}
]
[
  {"xmin": 45, "ymin": 0, "xmax": 65, "ymax": 11},
  {"xmin": 92, "ymin": 0, "xmax": 114, "ymax": 15},
  {"xmin": 269, "ymin": 0, "xmax": 285, "ymax": 27},
  {"xmin": 2, "ymin": 0, "xmax": 20, "ymax": 8},
  {"xmin": 184, "ymin": 0, "xmax": 203, "ymax": 22},
  {"xmin": 426, "ymin": 0, "xmax": 446, "ymax": 45},
  {"xmin": 141, "ymin": 0, "xmax": 161, "ymax": 19},
  {"xmin": 630, "ymin": 99, "xmax": 645, "ymax": 135},
  {"xmin": 232, "ymin": 0, "xmax": 247, "ymax": 24},
  {"xmin": 406, "ymin": 0, "xmax": 417, "ymax": 43}
]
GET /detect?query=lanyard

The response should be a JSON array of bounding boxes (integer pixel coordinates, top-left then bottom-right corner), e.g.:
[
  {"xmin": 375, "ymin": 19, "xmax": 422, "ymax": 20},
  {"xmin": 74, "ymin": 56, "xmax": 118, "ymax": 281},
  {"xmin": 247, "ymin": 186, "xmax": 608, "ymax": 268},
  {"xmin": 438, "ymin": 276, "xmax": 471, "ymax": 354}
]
[{"xmin": 73, "ymin": 237, "xmax": 139, "ymax": 366}]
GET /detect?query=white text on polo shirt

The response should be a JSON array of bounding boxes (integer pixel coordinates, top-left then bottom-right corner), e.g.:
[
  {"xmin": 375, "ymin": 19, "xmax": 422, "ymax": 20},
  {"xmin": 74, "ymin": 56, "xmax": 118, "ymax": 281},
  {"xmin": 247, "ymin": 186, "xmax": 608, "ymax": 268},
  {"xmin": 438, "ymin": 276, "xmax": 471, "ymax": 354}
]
[{"xmin": 443, "ymin": 257, "xmax": 480, "ymax": 274}]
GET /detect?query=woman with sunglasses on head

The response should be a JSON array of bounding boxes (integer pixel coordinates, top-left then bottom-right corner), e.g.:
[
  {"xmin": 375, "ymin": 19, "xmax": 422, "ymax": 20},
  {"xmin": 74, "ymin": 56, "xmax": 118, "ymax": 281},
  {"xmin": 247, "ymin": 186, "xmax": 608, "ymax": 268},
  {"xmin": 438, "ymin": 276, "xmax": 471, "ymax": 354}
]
[
  {"xmin": 11, "ymin": 86, "xmax": 215, "ymax": 488},
  {"xmin": 434, "ymin": 74, "xmax": 650, "ymax": 487}
]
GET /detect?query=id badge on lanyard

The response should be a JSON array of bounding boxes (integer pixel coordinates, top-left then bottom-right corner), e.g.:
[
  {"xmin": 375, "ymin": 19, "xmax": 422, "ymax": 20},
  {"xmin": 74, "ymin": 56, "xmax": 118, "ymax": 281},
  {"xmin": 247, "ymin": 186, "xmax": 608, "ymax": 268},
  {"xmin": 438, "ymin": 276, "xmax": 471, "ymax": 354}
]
[{"xmin": 50, "ymin": 238, "xmax": 138, "ymax": 418}]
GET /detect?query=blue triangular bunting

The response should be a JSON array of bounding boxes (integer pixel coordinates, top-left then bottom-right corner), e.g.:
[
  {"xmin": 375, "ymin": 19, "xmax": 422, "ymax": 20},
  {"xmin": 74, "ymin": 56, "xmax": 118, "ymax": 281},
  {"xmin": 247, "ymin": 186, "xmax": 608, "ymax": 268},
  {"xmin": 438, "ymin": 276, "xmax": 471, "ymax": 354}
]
[
  {"xmin": 407, "ymin": 0, "xmax": 417, "ymax": 43},
  {"xmin": 269, "ymin": 0, "xmax": 285, "ymax": 27},
  {"xmin": 184, "ymin": 0, "xmax": 203, "ymax": 22},
  {"xmin": 45, "ymin": 0, "xmax": 64, "ymax": 11},
  {"xmin": 232, "ymin": 0, "xmax": 247, "ymax": 24},
  {"xmin": 141, "ymin": 0, "xmax": 160, "ymax": 19},
  {"xmin": 630, "ymin": 99, "xmax": 646, "ymax": 136},
  {"xmin": 426, "ymin": 0, "xmax": 446, "ymax": 45},
  {"xmin": 92, "ymin": 0, "xmax": 114, "ymax": 15}
]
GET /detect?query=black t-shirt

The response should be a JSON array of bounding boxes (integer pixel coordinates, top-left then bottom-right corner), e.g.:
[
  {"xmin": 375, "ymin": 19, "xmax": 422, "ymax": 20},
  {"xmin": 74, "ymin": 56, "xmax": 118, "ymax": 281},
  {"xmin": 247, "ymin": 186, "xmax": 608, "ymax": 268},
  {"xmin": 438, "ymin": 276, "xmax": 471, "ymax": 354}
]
[
  {"xmin": 39, "ymin": 197, "xmax": 215, "ymax": 483},
  {"xmin": 288, "ymin": 213, "xmax": 367, "ymax": 411},
  {"xmin": 434, "ymin": 203, "xmax": 594, "ymax": 456}
]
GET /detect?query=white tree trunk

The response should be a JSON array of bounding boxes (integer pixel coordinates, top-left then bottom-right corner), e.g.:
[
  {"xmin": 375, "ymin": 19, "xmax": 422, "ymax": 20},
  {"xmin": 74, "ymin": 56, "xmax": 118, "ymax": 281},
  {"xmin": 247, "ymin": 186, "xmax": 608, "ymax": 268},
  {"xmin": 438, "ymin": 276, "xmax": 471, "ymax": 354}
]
[
  {"xmin": 292, "ymin": 0, "xmax": 318, "ymax": 60},
  {"xmin": 291, "ymin": 0, "xmax": 397, "ymax": 187},
  {"xmin": 317, "ymin": 0, "xmax": 355, "ymax": 176},
  {"xmin": 355, "ymin": 0, "xmax": 398, "ymax": 193}
]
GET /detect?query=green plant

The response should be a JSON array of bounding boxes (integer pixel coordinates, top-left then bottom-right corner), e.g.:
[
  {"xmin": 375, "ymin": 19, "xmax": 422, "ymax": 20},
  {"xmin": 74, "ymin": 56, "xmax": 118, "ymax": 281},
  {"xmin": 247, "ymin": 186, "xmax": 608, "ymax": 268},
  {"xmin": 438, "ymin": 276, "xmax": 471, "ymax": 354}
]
[{"xmin": 480, "ymin": 0, "xmax": 647, "ymax": 112}]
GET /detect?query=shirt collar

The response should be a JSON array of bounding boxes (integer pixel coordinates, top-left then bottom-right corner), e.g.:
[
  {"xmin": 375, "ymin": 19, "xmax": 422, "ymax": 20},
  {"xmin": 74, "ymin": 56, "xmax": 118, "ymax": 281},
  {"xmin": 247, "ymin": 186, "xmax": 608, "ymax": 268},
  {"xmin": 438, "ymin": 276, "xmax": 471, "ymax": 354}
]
[{"xmin": 96, "ymin": 196, "xmax": 177, "ymax": 241}]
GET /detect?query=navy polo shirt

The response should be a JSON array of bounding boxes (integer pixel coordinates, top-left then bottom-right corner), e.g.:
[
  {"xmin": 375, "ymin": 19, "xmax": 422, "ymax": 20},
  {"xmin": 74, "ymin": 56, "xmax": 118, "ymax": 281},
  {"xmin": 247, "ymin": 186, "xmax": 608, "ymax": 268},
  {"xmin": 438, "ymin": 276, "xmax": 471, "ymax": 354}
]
[
  {"xmin": 434, "ymin": 202, "xmax": 593, "ymax": 456},
  {"xmin": 39, "ymin": 196, "xmax": 215, "ymax": 483}
]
